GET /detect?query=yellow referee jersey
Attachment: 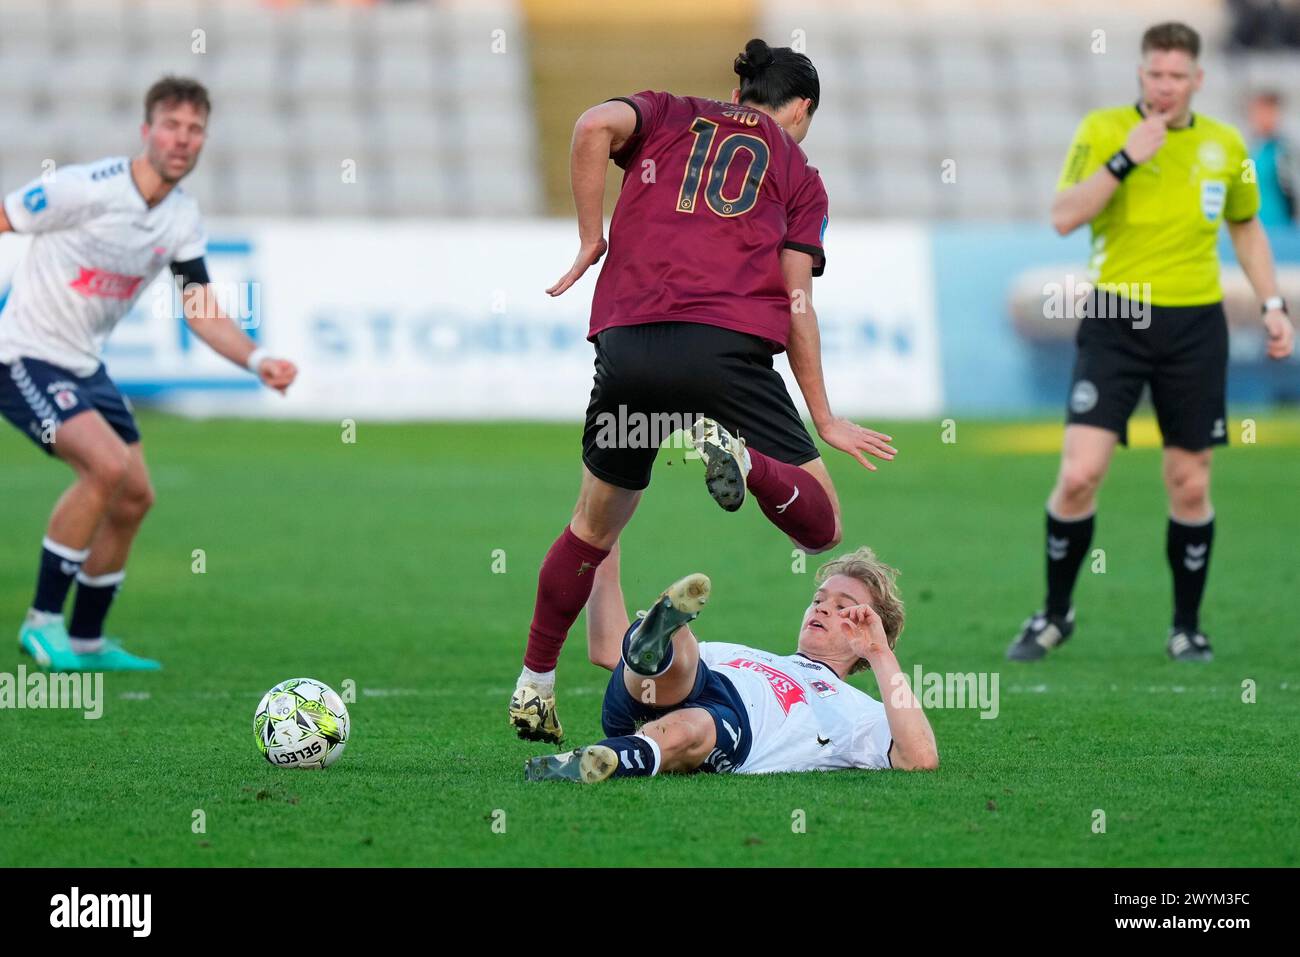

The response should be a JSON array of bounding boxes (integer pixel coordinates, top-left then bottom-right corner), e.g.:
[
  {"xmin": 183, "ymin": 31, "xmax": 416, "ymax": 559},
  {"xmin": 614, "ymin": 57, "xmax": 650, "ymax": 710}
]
[{"xmin": 1058, "ymin": 104, "xmax": 1261, "ymax": 306}]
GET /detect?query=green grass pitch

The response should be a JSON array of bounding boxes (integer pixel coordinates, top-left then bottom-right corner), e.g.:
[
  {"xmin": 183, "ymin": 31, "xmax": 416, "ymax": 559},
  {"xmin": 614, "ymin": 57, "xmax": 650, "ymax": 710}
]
[{"xmin": 1, "ymin": 411, "xmax": 1297, "ymax": 866}]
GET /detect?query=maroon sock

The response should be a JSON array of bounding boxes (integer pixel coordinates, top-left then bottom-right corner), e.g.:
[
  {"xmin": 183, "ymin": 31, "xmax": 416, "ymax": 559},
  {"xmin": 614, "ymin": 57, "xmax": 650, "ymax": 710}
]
[
  {"xmin": 746, "ymin": 450, "xmax": 838, "ymax": 551},
  {"xmin": 524, "ymin": 526, "xmax": 611, "ymax": 672}
]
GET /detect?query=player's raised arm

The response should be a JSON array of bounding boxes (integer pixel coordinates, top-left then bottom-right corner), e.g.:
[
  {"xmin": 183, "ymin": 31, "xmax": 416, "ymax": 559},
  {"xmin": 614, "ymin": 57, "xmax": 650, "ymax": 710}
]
[
  {"xmin": 839, "ymin": 603, "xmax": 938, "ymax": 771},
  {"xmin": 546, "ymin": 99, "xmax": 638, "ymax": 297},
  {"xmin": 782, "ymin": 248, "xmax": 896, "ymax": 471},
  {"xmin": 177, "ymin": 270, "xmax": 297, "ymax": 393}
]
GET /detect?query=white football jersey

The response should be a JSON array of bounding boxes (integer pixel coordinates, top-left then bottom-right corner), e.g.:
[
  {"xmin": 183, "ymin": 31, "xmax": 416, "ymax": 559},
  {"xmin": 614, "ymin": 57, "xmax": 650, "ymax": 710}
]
[
  {"xmin": 0, "ymin": 157, "xmax": 206, "ymax": 377},
  {"xmin": 700, "ymin": 641, "xmax": 894, "ymax": 774}
]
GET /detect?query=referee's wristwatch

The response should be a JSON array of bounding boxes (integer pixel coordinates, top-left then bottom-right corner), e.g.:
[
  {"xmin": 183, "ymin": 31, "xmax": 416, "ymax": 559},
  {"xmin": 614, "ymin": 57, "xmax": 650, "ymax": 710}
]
[{"xmin": 1261, "ymin": 296, "xmax": 1288, "ymax": 316}]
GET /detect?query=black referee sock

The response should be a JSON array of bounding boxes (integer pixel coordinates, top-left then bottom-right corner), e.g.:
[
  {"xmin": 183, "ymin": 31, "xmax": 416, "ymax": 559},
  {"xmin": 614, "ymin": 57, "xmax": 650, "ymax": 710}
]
[
  {"xmin": 1044, "ymin": 510, "xmax": 1094, "ymax": 618},
  {"xmin": 1167, "ymin": 514, "xmax": 1214, "ymax": 633}
]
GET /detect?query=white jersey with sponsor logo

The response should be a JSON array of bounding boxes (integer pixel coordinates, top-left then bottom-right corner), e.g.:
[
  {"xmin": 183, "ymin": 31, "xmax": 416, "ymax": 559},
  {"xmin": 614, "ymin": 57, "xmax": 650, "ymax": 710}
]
[
  {"xmin": 699, "ymin": 641, "xmax": 894, "ymax": 774},
  {"xmin": 0, "ymin": 156, "xmax": 206, "ymax": 377}
]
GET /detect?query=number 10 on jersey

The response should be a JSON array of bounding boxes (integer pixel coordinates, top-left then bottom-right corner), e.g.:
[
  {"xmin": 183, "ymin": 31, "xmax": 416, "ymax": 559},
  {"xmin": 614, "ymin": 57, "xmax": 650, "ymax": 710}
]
[{"xmin": 676, "ymin": 117, "xmax": 771, "ymax": 218}]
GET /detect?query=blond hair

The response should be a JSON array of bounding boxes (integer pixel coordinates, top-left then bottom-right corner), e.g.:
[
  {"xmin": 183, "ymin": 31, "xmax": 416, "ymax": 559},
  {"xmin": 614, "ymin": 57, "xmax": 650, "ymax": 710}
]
[{"xmin": 814, "ymin": 546, "xmax": 904, "ymax": 674}]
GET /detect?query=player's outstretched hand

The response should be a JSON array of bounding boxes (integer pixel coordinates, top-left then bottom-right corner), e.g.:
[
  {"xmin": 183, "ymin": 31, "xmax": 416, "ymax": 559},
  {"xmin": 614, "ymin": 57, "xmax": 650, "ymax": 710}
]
[
  {"xmin": 547, "ymin": 237, "xmax": 608, "ymax": 297},
  {"xmin": 1124, "ymin": 109, "xmax": 1169, "ymax": 163},
  {"xmin": 1264, "ymin": 308, "xmax": 1295, "ymax": 360},
  {"xmin": 817, "ymin": 417, "xmax": 896, "ymax": 472},
  {"xmin": 838, "ymin": 603, "xmax": 890, "ymax": 664},
  {"xmin": 258, "ymin": 357, "xmax": 298, "ymax": 395}
]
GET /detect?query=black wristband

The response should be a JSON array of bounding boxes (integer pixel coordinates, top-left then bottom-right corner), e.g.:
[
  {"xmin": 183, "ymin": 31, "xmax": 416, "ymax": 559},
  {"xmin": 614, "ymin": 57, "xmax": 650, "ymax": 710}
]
[{"xmin": 1105, "ymin": 149, "xmax": 1137, "ymax": 181}]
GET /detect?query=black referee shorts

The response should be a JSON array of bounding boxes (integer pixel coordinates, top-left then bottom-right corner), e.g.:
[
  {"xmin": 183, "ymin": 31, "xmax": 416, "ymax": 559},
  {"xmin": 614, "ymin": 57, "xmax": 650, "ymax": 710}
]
[
  {"xmin": 581, "ymin": 322, "xmax": 820, "ymax": 491},
  {"xmin": 1066, "ymin": 292, "xmax": 1228, "ymax": 451}
]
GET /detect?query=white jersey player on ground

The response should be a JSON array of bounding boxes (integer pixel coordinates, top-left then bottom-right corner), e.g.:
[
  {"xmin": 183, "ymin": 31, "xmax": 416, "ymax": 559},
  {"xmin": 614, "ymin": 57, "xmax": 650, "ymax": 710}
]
[
  {"xmin": 0, "ymin": 76, "xmax": 297, "ymax": 672},
  {"xmin": 524, "ymin": 545, "xmax": 939, "ymax": 782}
]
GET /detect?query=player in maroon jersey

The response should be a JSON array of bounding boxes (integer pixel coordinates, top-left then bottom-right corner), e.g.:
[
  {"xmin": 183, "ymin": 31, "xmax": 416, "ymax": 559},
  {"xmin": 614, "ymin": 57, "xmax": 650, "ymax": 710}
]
[{"xmin": 511, "ymin": 39, "xmax": 896, "ymax": 744}]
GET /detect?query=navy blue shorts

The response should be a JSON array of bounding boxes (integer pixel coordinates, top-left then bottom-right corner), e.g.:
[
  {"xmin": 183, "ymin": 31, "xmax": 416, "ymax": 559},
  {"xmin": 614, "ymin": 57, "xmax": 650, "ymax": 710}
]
[
  {"xmin": 0, "ymin": 357, "xmax": 140, "ymax": 454},
  {"xmin": 601, "ymin": 656, "xmax": 753, "ymax": 774}
]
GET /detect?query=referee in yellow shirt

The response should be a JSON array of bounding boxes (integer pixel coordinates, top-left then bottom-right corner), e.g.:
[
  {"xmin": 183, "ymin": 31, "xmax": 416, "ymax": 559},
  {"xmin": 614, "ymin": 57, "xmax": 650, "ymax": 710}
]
[{"xmin": 1008, "ymin": 21, "xmax": 1295, "ymax": 663}]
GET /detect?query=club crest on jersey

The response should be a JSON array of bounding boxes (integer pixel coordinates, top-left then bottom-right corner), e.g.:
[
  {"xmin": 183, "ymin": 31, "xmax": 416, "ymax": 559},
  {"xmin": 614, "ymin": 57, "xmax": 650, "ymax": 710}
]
[
  {"xmin": 1200, "ymin": 180, "xmax": 1226, "ymax": 221},
  {"xmin": 810, "ymin": 679, "xmax": 837, "ymax": 698},
  {"xmin": 69, "ymin": 267, "xmax": 144, "ymax": 301},
  {"xmin": 22, "ymin": 185, "xmax": 47, "ymax": 213},
  {"xmin": 1197, "ymin": 141, "xmax": 1227, "ymax": 173},
  {"xmin": 724, "ymin": 658, "xmax": 807, "ymax": 714}
]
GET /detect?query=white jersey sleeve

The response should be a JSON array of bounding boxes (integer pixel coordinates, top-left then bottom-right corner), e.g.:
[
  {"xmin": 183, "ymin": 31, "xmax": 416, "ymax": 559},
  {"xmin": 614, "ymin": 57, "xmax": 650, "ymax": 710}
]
[
  {"xmin": 174, "ymin": 204, "xmax": 207, "ymax": 263},
  {"xmin": 848, "ymin": 702, "xmax": 894, "ymax": 770},
  {"xmin": 3, "ymin": 167, "xmax": 100, "ymax": 234}
]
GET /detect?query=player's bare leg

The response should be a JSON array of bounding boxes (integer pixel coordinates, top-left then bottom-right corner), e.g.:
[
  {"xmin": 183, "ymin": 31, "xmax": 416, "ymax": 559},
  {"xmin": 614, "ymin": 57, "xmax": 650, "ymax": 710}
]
[
  {"xmin": 1009, "ymin": 424, "xmax": 1118, "ymax": 660},
  {"xmin": 1162, "ymin": 446, "xmax": 1215, "ymax": 661},
  {"xmin": 81, "ymin": 443, "xmax": 154, "ymax": 578},
  {"xmin": 691, "ymin": 417, "xmax": 840, "ymax": 552},
  {"xmin": 48, "ymin": 412, "xmax": 133, "ymax": 548},
  {"xmin": 64, "ymin": 442, "xmax": 160, "ymax": 669},
  {"xmin": 18, "ymin": 412, "xmax": 130, "ymax": 670},
  {"xmin": 512, "ymin": 466, "xmax": 641, "ymax": 743}
]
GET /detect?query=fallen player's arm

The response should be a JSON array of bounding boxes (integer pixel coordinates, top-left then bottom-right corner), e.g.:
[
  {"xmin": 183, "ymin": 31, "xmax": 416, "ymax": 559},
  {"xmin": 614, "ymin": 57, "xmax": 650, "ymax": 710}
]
[
  {"xmin": 585, "ymin": 541, "xmax": 629, "ymax": 672},
  {"xmin": 841, "ymin": 603, "xmax": 939, "ymax": 771},
  {"xmin": 872, "ymin": 648, "xmax": 939, "ymax": 771},
  {"xmin": 783, "ymin": 249, "xmax": 896, "ymax": 471},
  {"xmin": 177, "ymin": 268, "xmax": 297, "ymax": 393}
]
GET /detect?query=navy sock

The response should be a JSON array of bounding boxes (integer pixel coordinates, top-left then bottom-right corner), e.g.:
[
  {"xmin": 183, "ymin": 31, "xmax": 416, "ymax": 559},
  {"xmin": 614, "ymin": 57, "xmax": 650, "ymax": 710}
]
[
  {"xmin": 68, "ymin": 570, "xmax": 126, "ymax": 640},
  {"xmin": 33, "ymin": 538, "xmax": 91, "ymax": 616},
  {"xmin": 621, "ymin": 619, "xmax": 675, "ymax": 676},
  {"xmin": 1168, "ymin": 514, "xmax": 1214, "ymax": 633},
  {"xmin": 596, "ymin": 735, "xmax": 660, "ymax": 777}
]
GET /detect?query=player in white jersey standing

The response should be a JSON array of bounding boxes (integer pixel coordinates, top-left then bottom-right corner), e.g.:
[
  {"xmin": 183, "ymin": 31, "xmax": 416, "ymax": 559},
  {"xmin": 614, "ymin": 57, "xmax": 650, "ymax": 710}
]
[
  {"xmin": 0, "ymin": 77, "xmax": 297, "ymax": 671},
  {"xmin": 525, "ymin": 545, "xmax": 939, "ymax": 782}
]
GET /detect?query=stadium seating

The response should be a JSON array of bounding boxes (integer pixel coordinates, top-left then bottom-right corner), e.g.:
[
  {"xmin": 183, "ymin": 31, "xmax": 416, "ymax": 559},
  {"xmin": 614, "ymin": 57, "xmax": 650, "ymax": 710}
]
[
  {"xmin": 0, "ymin": 0, "xmax": 543, "ymax": 218},
  {"xmin": 0, "ymin": 0, "xmax": 1295, "ymax": 221}
]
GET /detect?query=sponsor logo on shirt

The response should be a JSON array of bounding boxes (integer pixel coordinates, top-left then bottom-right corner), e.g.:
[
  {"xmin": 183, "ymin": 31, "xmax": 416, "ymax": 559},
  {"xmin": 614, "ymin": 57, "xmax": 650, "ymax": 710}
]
[
  {"xmin": 22, "ymin": 185, "xmax": 47, "ymax": 213},
  {"xmin": 68, "ymin": 267, "xmax": 145, "ymax": 301},
  {"xmin": 723, "ymin": 658, "xmax": 807, "ymax": 714},
  {"xmin": 810, "ymin": 679, "xmax": 837, "ymax": 698}
]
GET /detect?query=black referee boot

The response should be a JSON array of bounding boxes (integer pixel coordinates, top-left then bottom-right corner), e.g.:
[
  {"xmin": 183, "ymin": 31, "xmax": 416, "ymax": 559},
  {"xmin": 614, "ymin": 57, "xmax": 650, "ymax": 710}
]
[
  {"xmin": 1167, "ymin": 627, "xmax": 1213, "ymax": 662},
  {"xmin": 1006, "ymin": 608, "xmax": 1075, "ymax": 661}
]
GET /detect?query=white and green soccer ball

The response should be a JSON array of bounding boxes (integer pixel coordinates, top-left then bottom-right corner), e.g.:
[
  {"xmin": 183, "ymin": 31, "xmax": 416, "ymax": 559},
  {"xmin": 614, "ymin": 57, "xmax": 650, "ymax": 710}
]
[{"xmin": 254, "ymin": 678, "xmax": 350, "ymax": 769}]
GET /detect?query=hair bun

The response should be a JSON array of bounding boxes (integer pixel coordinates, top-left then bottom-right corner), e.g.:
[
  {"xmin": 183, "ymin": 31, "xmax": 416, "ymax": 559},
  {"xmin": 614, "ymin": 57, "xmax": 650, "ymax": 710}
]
[{"xmin": 734, "ymin": 38, "xmax": 775, "ymax": 81}]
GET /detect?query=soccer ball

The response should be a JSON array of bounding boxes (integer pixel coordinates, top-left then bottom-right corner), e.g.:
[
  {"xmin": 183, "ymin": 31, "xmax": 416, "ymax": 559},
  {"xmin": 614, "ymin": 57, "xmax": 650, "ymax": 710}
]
[{"xmin": 254, "ymin": 678, "xmax": 350, "ymax": 769}]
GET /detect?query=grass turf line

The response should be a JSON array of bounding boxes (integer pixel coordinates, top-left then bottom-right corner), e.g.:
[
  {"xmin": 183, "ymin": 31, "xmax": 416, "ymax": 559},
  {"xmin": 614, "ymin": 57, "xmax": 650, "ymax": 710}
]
[{"xmin": 1, "ymin": 412, "xmax": 1296, "ymax": 866}]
